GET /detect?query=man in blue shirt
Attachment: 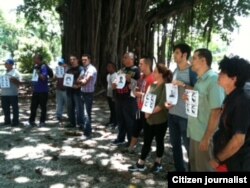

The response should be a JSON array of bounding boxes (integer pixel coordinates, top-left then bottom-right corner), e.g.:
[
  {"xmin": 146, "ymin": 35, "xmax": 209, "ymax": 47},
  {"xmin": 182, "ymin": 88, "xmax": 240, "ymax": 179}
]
[{"xmin": 28, "ymin": 54, "xmax": 49, "ymax": 127}]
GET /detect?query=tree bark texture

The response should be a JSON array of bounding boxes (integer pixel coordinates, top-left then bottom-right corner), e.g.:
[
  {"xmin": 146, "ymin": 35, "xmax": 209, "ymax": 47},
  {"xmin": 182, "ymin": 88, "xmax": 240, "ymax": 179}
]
[{"xmin": 60, "ymin": 0, "xmax": 196, "ymax": 87}]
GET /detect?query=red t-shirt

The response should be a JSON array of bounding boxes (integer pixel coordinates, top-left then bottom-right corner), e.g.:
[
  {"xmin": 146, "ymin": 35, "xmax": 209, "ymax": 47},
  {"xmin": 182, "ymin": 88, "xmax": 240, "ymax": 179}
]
[{"xmin": 137, "ymin": 73, "xmax": 155, "ymax": 110}]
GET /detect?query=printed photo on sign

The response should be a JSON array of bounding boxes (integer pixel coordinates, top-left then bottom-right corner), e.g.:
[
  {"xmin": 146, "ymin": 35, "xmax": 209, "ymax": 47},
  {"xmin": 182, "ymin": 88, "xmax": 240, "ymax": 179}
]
[
  {"xmin": 141, "ymin": 93, "xmax": 156, "ymax": 114},
  {"xmin": 130, "ymin": 78, "xmax": 137, "ymax": 98},
  {"xmin": 166, "ymin": 83, "xmax": 178, "ymax": 105},
  {"xmin": 63, "ymin": 73, "xmax": 74, "ymax": 87},
  {"xmin": 185, "ymin": 89, "xmax": 199, "ymax": 117},
  {"xmin": 55, "ymin": 66, "xmax": 64, "ymax": 78},
  {"xmin": 31, "ymin": 69, "xmax": 39, "ymax": 82},
  {"xmin": 116, "ymin": 73, "xmax": 126, "ymax": 89},
  {"xmin": 0, "ymin": 75, "xmax": 10, "ymax": 88}
]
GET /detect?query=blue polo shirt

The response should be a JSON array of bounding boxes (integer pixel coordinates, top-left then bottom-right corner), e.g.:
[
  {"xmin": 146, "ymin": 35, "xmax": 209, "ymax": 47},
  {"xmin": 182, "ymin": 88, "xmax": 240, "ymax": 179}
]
[{"xmin": 32, "ymin": 64, "xmax": 49, "ymax": 93}]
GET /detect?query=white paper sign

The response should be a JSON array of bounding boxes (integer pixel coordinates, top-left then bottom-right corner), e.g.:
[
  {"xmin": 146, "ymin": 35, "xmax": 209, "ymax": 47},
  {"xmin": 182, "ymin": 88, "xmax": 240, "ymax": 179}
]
[
  {"xmin": 185, "ymin": 89, "xmax": 199, "ymax": 117},
  {"xmin": 63, "ymin": 73, "xmax": 74, "ymax": 87},
  {"xmin": 116, "ymin": 73, "xmax": 126, "ymax": 89},
  {"xmin": 141, "ymin": 93, "xmax": 156, "ymax": 114},
  {"xmin": 55, "ymin": 66, "xmax": 64, "ymax": 78},
  {"xmin": 166, "ymin": 83, "xmax": 178, "ymax": 105},
  {"xmin": 31, "ymin": 69, "xmax": 39, "ymax": 82},
  {"xmin": 0, "ymin": 75, "xmax": 10, "ymax": 88},
  {"xmin": 130, "ymin": 78, "xmax": 137, "ymax": 98}
]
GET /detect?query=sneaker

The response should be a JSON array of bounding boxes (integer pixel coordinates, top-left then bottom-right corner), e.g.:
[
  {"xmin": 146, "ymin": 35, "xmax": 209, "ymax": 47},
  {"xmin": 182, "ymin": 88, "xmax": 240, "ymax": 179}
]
[
  {"xmin": 80, "ymin": 135, "xmax": 91, "ymax": 141},
  {"xmin": 111, "ymin": 139, "xmax": 125, "ymax": 145},
  {"xmin": 128, "ymin": 162, "xmax": 147, "ymax": 172},
  {"xmin": 150, "ymin": 162, "xmax": 163, "ymax": 173}
]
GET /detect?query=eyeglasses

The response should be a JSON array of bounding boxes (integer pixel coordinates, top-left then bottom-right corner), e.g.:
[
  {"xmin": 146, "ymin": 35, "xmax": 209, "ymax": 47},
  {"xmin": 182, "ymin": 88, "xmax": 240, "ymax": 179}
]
[
  {"xmin": 70, "ymin": 58, "xmax": 76, "ymax": 61},
  {"xmin": 82, "ymin": 59, "xmax": 88, "ymax": 61}
]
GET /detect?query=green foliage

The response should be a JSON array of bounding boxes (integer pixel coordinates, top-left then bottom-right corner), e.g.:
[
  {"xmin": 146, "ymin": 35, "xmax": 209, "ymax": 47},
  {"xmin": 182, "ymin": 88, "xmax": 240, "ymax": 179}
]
[
  {"xmin": 14, "ymin": 37, "xmax": 52, "ymax": 73},
  {"xmin": 0, "ymin": 10, "xmax": 19, "ymax": 59},
  {"xmin": 17, "ymin": 0, "xmax": 62, "ymax": 59}
]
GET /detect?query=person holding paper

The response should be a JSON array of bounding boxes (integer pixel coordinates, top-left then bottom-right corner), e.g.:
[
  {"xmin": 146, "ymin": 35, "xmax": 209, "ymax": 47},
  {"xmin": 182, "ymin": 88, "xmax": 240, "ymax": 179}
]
[
  {"xmin": 165, "ymin": 43, "xmax": 197, "ymax": 172},
  {"xmin": 1, "ymin": 59, "xmax": 21, "ymax": 126},
  {"xmin": 111, "ymin": 52, "xmax": 140, "ymax": 146},
  {"xmin": 28, "ymin": 54, "xmax": 49, "ymax": 127},
  {"xmin": 55, "ymin": 58, "xmax": 68, "ymax": 125},
  {"xmin": 127, "ymin": 56, "xmax": 154, "ymax": 153},
  {"xmin": 187, "ymin": 48, "xmax": 224, "ymax": 171},
  {"xmin": 129, "ymin": 63, "xmax": 172, "ymax": 173},
  {"xmin": 209, "ymin": 56, "xmax": 250, "ymax": 171},
  {"xmin": 65, "ymin": 55, "xmax": 84, "ymax": 128}
]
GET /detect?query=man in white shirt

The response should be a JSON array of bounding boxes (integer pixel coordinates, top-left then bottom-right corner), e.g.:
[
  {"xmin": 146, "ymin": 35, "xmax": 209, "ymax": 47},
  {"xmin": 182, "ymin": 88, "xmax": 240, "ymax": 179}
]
[{"xmin": 1, "ymin": 59, "xmax": 21, "ymax": 126}]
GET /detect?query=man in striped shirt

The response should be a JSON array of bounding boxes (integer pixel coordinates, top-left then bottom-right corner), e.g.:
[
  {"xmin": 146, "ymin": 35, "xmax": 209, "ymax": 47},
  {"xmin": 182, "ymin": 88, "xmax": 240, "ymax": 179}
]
[{"xmin": 78, "ymin": 54, "xmax": 97, "ymax": 139}]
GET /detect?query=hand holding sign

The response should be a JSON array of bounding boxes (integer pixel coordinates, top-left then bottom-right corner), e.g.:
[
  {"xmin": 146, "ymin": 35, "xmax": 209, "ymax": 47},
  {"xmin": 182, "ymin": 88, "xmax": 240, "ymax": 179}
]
[
  {"xmin": 166, "ymin": 83, "xmax": 178, "ymax": 105},
  {"xmin": 0, "ymin": 75, "xmax": 10, "ymax": 88},
  {"xmin": 55, "ymin": 66, "xmax": 65, "ymax": 78},
  {"xmin": 63, "ymin": 73, "xmax": 74, "ymax": 87},
  {"xmin": 185, "ymin": 89, "xmax": 199, "ymax": 117},
  {"xmin": 116, "ymin": 73, "xmax": 126, "ymax": 89},
  {"xmin": 141, "ymin": 93, "xmax": 156, "ymax": 114}
]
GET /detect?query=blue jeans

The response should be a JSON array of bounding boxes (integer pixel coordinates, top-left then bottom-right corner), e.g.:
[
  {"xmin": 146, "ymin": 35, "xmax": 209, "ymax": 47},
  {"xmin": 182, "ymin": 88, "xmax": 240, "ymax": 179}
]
[
  {"xmin": 67, "ymin": 92, "xmax": 84, "ymax": 127},
  {"xmin": 168, "ymin": 114, "xmax": 189, "ymax": 171},
  {"xmin": 82, "ymin": 92, "xmax": 94, "ymax": 136},
  {"xmin": 56, "ymin": 90, "xmax": 67, "ymax": 120},
  {"xmin": 1, "ymin": 96, "xmax": 19, "ymax": 125}
]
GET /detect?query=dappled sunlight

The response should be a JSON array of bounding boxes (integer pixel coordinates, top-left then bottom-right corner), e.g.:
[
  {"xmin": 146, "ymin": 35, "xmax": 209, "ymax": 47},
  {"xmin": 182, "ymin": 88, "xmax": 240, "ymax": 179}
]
[
  {"xmin": 5, "ymin": 143, "xmax": 59, "ymax": 160},
  {"xmin": 37, "ymin": 127, "xmax": 51, "ymax": 132},
  {"xmin": 0, "ymin": 130, "xmax": 12, "ymax": 135},
  {"xmin": 0, "ymin": 96, "xmax": 168, "ymax": 187},
  {"xmin": 60, "ymin": 146, "xmax": 84, "ymax": 157},
  {"xmin": 24, "ymin": 136, "xmax": 40, "ymax": 143},
  {"xmin": 50, "ymin": 183, "xmax": 65, "ymax": 188},
  {"xmin": 14, "ymin": 176, "xmax": 31, "ymax": 183}
]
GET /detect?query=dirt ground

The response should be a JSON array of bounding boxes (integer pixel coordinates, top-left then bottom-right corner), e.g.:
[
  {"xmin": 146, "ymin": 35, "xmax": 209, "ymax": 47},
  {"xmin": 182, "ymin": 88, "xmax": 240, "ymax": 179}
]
[{"xmin": 0, "ymin": 96, "xmax": 173, "ymax": 188}]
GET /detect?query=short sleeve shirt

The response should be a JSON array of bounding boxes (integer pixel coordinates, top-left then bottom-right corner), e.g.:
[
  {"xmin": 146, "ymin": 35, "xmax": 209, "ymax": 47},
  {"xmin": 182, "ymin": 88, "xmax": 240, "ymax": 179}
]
[
  {"xmin": 213, "ymin": 88, "xmax": 250, "ymax": 166},
  {"xmin": 1, "ymin": 69, "xmax": 21, "ymax": 96},
  {"xmin": 187, "ymin": 70, "xmax": 225, "ymax": 141}
]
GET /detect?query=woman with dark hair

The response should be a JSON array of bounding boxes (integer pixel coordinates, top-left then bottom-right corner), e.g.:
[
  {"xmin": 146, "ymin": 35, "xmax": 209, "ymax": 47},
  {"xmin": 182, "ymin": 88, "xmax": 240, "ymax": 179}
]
[
  {"xmin": 210, "ymin": 56, "xmax": 250, "ymax": 171},
  {"xmin": 128, "ymin": 63, "xmax": 172, "ymax": 173}
]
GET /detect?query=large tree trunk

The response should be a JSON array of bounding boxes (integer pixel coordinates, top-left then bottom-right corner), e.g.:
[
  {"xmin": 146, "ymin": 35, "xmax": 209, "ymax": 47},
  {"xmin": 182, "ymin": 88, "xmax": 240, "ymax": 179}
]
[{"xmin": 59, "ymin": 0, "xmax": 195, "ymax": 88}]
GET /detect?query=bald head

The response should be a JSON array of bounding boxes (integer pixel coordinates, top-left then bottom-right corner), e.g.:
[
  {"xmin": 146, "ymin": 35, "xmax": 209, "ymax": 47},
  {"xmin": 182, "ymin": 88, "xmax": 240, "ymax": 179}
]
[{"xmin": 123, "ymin": 52, "xmax": 135, "ymax": 67}]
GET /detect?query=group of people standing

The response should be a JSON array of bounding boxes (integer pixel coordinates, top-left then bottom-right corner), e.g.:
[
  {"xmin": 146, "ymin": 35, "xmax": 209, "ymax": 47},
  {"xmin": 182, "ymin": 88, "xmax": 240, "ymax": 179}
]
[
  {"xmin": 1, "ymin": 44, "xmax": 250, "ymax": 174},
  {"xmin": 0, "ymin": 53, "xmax": 97, "ymax": 140},
  {"xmin": 106, "ymin": 44, "xmax": 250, "ymax": 173}
]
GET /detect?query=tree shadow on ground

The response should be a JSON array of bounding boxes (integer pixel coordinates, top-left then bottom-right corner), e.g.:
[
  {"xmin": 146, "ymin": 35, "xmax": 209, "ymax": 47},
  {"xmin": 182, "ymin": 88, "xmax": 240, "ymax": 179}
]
[{"xmin": 0, "ymin": 96, "xmax": 172, "ymax": 188}]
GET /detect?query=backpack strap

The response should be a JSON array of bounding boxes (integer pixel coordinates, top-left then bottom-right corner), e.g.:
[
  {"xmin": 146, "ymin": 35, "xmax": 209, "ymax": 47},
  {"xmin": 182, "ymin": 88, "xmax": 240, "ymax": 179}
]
[{"xmin": 189, "ymin": 66, "xmax": 197, "ymax": 87}]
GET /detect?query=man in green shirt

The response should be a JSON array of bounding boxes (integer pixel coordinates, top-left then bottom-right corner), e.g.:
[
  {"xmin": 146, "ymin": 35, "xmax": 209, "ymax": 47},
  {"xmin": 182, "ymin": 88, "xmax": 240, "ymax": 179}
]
[{"xmin": 187, "ymin": 48, "xmax": 224, "ymax": 171}]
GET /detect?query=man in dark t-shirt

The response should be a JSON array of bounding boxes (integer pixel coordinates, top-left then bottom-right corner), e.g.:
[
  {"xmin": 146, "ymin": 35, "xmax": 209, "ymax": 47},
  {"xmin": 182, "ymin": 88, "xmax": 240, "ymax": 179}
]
[
  {"xmin": 210, "ymin": 56, "xmax": 250, "ymax": 171},
  {"xmin": 112, "ymin": 52, "xmax": 140, "ymax": 145}
]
